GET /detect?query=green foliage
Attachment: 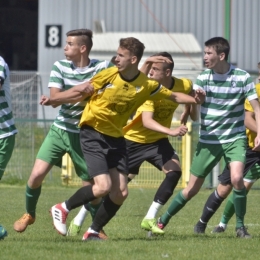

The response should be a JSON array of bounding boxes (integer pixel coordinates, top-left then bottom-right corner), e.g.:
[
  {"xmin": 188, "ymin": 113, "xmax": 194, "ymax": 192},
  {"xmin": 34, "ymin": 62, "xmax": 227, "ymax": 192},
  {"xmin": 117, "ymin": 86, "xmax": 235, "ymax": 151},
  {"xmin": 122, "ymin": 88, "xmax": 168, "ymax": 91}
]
[{"xmin": 0, "ymin": 186, "xmax": 260, "ymax": 260}]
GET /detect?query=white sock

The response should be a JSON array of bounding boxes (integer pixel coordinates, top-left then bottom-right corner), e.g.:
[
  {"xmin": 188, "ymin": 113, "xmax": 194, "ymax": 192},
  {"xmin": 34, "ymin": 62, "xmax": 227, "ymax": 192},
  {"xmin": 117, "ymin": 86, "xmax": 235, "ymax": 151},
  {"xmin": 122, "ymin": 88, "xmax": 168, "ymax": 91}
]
[
  {"xmin": 145, "ymin": 201, "xmax": 163, "ymax": 219},
  {"xmin": 219, "ymin": 222, "xmax": 227, "ymax": 230},
  {"xmin": 61, "ymin": 202, "xmax": 69, "ymax": 212},
  {"xmin": 73, "ymin": 206, "xmax": 89, "ymax": 226}
]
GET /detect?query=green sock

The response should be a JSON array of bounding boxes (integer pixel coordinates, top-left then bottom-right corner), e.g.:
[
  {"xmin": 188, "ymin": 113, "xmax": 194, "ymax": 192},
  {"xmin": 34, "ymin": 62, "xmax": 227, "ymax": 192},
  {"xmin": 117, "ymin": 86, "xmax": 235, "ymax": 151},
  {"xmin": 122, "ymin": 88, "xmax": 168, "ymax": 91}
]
[
  {"xmin": 160, "ymin": 191, "xmax": 188, "ymax": 226},
  {"xmin": 26, "ymin": 184, "xmax": 42, "ymax": 218},
  {"xmin": 233, "ymin": 187, "xmax": 247, "ymax": 229},
  {"xmin": 88, "ymin": 200, "xmax": 103, "ymax": 221},
  {"xmin": 220, "ymin": 189, "xmax": 249, "ymax": 225}
]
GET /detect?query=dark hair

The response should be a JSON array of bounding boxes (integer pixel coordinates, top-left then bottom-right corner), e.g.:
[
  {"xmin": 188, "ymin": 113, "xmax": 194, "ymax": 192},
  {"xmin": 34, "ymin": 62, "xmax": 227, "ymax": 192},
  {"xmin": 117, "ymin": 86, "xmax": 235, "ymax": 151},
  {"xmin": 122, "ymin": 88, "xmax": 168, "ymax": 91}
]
[
  {"xmin": 66, "ymin": 29, "xmax": 93, "ymax": 50},
  {"xmin": 205, "ymin": 37, "xmax": 230, "ymax": 61},
  {"xmin": 152, "ymin": 52, "xmax": 174, "ymax": 72},
  {"xmin": 119, "ymin": 37, "xmax": 145, "ymax": 62}
]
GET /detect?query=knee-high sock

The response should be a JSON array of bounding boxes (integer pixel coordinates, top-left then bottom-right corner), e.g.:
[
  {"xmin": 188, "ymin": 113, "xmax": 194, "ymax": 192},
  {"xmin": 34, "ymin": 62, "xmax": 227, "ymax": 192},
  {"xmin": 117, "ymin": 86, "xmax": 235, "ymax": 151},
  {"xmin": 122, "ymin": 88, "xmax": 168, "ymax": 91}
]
[
  {"xmin": 88, "ymin": 200, "xmax": 103, "ymax": 221},
  {"xmin": 200, "ymin": 190, "xmax": 224, "ymax": 223},
  {"xmin": 91, "ymin": 195, "xmax": 121, "ymax": 232},
  {"xmin": 233, "ymin": 187, "xmax": 247, "ymax": 229},
  {"xmin": 65, "ymin": 185, "xmax": 97, "ymax": 211},
  {"xmin": 221, "ymin": 188, "xmax": 249, "ymax": 225},
  {"xmin": 26, "ymin": 184, "xmax": 42, "ymax": 218},
  {"xmin": 160, "ymin": 190, "xmax": 188, "ymax": 226},
  {"xmin": 154, "ymin": 171, "xmax": 181, "ymax": 205}
]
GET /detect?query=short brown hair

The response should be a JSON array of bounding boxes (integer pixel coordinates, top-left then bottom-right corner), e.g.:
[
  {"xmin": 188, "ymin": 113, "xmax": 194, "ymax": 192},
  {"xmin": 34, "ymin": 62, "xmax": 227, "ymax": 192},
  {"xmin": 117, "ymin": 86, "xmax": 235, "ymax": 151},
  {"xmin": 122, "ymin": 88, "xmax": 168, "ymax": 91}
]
[
  {"xmin": 66, "ymin": 29, "xmax": 93, "ymax": 50},
  {"xmin": 205, "ymin": 37, "xmax": 230, "ymax": 61},
  {"xmin": 119, "ymin": 37, "xmax": 145, "ymax": 62}
]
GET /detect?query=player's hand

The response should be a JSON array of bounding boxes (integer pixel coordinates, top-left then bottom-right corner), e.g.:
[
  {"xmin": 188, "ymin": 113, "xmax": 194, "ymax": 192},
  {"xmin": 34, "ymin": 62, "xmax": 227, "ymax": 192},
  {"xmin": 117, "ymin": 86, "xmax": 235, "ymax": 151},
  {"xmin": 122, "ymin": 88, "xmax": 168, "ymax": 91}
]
[
  {"xmin": 40, "ymin": 95, "xmax": 51, "ymax": 106},
  {"xmin": 194, "ymin": 89, "xmax": 205, "ymax": 104},
  {"xmin": 76, "ymin": 81, "xmax": 94, "ymax": 95},
  {"xmin": 252, "ymin": 136, "xmax": 260, "ymax": 151},
  {"xmin": 146, "ymin": 56, "xmax": 172, "ymax": 65},
  {"xmin": 168, "ymin": 125, "xmax": 188, "ymax": 137}
]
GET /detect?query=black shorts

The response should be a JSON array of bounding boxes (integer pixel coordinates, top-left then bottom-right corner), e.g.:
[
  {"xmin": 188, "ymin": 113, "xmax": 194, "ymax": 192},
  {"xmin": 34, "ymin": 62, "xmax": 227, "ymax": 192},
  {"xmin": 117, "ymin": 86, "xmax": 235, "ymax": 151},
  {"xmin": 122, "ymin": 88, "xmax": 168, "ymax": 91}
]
[
  {"xmin": 218, "ymin": 146, "xmax": 260, "ymax": 185},
  {"xmin": 80, "ymin": 125, "xmax": 128, "ymax": 178},
  {"xmin": 126, "ymin": 138, "xmax": 176, "ymax": 175}
]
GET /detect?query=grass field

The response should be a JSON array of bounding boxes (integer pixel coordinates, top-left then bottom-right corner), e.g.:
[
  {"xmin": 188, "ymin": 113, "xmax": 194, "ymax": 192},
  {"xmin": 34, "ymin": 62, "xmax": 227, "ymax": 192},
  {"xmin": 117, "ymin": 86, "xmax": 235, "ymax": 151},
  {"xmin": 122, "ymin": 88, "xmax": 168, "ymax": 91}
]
[{"xmin": 1, "ymin": 185, "xmax": 260, "ymax": 260}]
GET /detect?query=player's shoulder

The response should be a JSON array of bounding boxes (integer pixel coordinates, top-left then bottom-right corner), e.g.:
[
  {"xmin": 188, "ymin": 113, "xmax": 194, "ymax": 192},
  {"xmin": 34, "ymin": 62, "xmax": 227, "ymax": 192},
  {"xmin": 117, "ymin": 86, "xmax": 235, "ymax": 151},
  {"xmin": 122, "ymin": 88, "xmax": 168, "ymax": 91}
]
[{"xmin": 89, "ymin": 59, "xmax": 113, "ymax": 69}]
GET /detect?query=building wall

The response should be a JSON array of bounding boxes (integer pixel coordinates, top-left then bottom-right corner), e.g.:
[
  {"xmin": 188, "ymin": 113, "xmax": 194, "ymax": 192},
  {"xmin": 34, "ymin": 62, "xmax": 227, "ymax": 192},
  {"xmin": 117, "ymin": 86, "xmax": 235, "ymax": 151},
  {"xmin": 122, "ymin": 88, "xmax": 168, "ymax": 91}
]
[{"xmin": 38, "ymin": 0, "xmax": 260, "ymax": 119}]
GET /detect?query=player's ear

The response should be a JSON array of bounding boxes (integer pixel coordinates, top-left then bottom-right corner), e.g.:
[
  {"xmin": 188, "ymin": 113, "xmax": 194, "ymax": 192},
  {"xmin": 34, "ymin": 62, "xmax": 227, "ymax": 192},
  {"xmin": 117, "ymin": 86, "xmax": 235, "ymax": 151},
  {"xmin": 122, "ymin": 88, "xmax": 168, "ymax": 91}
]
[
  {"xmin": 165, "ymin": 68, "xmax": 171, "ymax": 77},
  {"xmin": 131, "ymin": 55, "xmax": 138, "ymax": 64},
  {"xmin": 219, "ymin": 52, "xmax": 225, "ymax": 61},
  {"xmin": 80, "ymin": 44, "xmax": 87, "ymax": 53}
]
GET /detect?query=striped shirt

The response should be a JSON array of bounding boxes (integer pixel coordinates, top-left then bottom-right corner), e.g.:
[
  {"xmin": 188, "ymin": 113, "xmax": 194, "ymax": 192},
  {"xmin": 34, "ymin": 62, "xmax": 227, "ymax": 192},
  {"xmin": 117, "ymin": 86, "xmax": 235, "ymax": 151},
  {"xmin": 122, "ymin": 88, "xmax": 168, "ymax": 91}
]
[
  {"xmin": 0, "ymin": 56, "xmax": 18, "ymax": 138},
  {"xmin": 48, "ymin": 59, "xmax": 113, "ymax": 133},
  {"xmin": 194, "ymin": 65, "xmax": 257, "ymax": 144}
]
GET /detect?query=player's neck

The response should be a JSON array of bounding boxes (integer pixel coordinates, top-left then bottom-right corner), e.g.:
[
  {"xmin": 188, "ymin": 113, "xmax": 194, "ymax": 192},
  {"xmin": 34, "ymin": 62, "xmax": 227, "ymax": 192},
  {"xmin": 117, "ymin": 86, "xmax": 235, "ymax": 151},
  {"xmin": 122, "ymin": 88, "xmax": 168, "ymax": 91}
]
[
  {"xmin": 213, "ymin": 62, "xmax": 230, "ymax": 74},
  {"xmin": 120, "ymin": 67, "xmax": 140, "ymax": 81},
  {"xmin": 72, "ymin": 57, "xmax": 90, "ymax": 68}
]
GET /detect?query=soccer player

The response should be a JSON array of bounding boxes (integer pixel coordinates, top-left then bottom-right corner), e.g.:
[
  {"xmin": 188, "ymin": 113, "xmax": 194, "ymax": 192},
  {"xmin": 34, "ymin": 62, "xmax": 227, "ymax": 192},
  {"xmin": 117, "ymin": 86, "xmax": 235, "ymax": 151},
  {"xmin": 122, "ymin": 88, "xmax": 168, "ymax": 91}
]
[
  {"xmin": 13, "ymin": 29, "xmax": 114, "ymax": 234},
  {"xmin": 48, "ymin": 37, "xmax": 205, "ymax": 241},
  {"xmin": 0, "ymin": 55, "xmax": 18, "ymax": 240},
  {"xmin": 154, "ymin": 37, "xmax": 260, "ymax": 238},
  {"xmin": 66, "ymin": 52, "xmax": 199, "ymax": 237},
  {"xmin": 194, "ymin": 64, "xmax": 260, "ymax": 237}
]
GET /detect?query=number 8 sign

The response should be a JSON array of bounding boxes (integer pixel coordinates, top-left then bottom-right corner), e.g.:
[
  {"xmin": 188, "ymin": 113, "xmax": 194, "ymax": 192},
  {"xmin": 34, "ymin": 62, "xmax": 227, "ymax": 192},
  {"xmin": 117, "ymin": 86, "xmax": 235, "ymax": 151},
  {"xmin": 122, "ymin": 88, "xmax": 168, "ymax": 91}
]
[{"xmin": 45, "ymin": 25, "xmax": 62, "ymax": 47}]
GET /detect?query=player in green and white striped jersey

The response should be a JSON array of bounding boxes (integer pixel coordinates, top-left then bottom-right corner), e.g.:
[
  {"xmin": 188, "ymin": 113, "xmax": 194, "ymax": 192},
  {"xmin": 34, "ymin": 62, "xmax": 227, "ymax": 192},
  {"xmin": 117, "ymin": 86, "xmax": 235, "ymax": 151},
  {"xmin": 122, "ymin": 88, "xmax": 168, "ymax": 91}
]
[
  {"xmin": 157, "ymin": 37, "xmax": 260, "ymax": 238},
  {"xmin": 0, "ymin": 56, "xmax": 17, "ymax": 240},
  {"xmin": 13, "ymin": 29, "xmax": 114, "ymax": 236}
]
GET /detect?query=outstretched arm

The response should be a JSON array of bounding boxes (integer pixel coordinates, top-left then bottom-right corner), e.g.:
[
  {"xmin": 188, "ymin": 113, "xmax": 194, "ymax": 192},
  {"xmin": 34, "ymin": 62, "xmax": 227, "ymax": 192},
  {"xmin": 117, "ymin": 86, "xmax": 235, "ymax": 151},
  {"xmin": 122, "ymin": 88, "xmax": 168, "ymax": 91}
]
[
  {"xmin": 40, "ymin": 81, "xmax": 94, "ymax": 106},
  {"xmin": 142, "ymin": 111, "xmax": 188, "ymax": 137},
  {"xmin": 169, "ymin": 89, "xmax": 205, "ymax": 105}
]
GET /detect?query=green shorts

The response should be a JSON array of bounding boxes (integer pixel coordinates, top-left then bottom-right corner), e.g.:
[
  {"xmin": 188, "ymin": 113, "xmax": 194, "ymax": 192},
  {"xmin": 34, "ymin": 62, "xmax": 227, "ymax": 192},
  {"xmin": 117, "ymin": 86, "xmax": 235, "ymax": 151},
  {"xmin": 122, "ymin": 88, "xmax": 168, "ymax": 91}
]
[
  {"xmin": 244, "ymin": 163, "xmax": 260, "ymax": 183},
  {"xmin": 36, "ymin": 124, "xmax": 90, "ymax": 181},
  {"xmin": 0, "ymin": 134, "xmax": 16, "ymax": 179},
  {"xmin": 190, "ymin": 138, "xmax": 246, "ymax": 179}
]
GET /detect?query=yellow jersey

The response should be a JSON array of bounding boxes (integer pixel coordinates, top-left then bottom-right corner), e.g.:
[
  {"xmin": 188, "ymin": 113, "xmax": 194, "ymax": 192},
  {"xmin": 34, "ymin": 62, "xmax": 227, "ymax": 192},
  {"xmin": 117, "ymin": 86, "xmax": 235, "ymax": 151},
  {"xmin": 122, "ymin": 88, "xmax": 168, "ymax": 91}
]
[
  {"xmin": 244, "ymin": 83, "xmax": 260, "ymax": 148},
  {"xmin": 123, "ymin": 77, "xmax": 192, "ymax": 143},
  {"xmin": 79, "ymin": 67, "xmax": 172, "ymax": 137}
]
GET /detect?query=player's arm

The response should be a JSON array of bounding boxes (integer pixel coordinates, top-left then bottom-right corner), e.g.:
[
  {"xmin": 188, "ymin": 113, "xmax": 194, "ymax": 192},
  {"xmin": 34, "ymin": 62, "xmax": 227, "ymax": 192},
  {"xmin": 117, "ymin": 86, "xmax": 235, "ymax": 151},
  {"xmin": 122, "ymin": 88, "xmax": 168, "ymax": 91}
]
[
  {"xmin": 142, "ymin": 111, "xmax": 188, "ymax": 137},
  {"xmin": 249, "ymin": 99, "xmax": 260, "ymax": 151},
  {"xmin": 180, "ymin": 90, "xmax": 200, "ymax": 124},
  {"xmin": 41, "ymin": 81, "xmax": 94, "ymax": 106},
  {"xmin": 168, "ymin": 88, "xmax": 205, "ymax": 104},
  {"xmin": 244, "ymin": 110, "xmax": 256, "ymax": 133}
]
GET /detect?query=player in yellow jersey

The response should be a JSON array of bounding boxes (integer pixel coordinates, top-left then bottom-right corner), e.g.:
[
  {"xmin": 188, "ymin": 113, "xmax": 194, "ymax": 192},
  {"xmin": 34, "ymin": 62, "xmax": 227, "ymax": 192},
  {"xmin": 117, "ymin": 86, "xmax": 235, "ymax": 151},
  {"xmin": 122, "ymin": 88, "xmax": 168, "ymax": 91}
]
[
  {"xmin": 123, "ymin": 52, "xmax": 199, "ymax": 235},
  {"xmin": 194, "ymin": 64, "xmax": 260, "ymax": 238},
  {"xmin": 46, "ymin": 37, "xmax": 205, "ymax": 240}
]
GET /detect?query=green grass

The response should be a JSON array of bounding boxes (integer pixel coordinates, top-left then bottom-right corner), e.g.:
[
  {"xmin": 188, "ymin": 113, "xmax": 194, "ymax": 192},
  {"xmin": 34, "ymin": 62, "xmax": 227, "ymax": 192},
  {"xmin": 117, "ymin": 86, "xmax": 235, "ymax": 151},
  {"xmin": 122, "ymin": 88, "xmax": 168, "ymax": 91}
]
[{"xmin": 1, "ymin": 186, "xmax": 260, "ymax": 260}]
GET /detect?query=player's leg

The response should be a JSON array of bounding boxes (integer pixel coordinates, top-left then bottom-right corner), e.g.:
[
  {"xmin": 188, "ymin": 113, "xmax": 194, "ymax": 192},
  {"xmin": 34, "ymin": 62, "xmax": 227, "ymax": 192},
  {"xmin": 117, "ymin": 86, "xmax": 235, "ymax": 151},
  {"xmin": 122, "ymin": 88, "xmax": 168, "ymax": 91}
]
[
  {"xmin": 226, "ymin": 139, "xmax": 250, "ymax": 238},
  {"xmin": 0, "ymin": 135, "xmax": 16, "ymax": 239},
  {"xmin": 159, "ymin": 142, "xmax": 223, "ymax": 230},
  {"xmin": 213, "ymin": 163, "xmax": 260, "ymax": 233},
  {"xmin": 194, "ymin": 164, "xmax": 233, "ymax": 234},
  {"xmin": 141, "ymin": 140, "xmax": 181, "ymax": 234},
  {"xmin": 13, "ymin": 125, "xmax": 65, "ymax": 232},
  {"xmin": 66, "ymin": 133, "xmax": 103, "ymax": 236}
]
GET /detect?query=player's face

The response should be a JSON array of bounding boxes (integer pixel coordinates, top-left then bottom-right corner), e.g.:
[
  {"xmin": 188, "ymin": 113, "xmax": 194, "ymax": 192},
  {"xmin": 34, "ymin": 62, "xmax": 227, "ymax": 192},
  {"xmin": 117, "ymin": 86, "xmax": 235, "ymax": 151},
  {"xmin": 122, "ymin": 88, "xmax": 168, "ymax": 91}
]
[
  {"xmin": 203, "ymin": 46, "xmax": 221, "ymax": 69},
  {"xmin": 64, "ymin": 36, "xmax": 82, "ymax": 61},
  {"xmin": 115, "ymin": 47, "xmax": 134, "ymax": 72},
  {"xmin": 258, "ymin": 70, "xmax": 260, "ymax": 83},
  {"xmin": 149, "ymin": 63, "xmax": 166, "ymax": 83}
]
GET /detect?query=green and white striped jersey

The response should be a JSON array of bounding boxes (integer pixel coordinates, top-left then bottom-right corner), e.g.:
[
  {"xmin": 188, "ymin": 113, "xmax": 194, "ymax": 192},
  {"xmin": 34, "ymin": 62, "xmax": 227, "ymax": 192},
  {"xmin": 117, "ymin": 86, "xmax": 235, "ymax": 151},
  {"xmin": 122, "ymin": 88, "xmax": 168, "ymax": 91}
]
[
  {"xmin": 194, "ymin": 64, "xmax": 257, "ymax": 144},
  {"xmin": 48, "ymin": 59, "xmax": 113, "ymax": 133},
  {"xmin": 0, "ymin": 56, "xmax": 18, "ymax": 139}
]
